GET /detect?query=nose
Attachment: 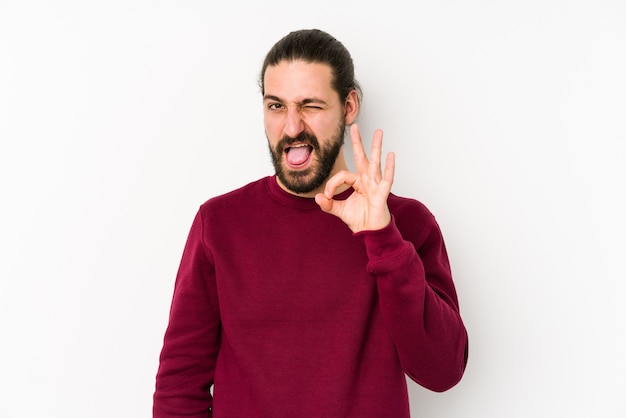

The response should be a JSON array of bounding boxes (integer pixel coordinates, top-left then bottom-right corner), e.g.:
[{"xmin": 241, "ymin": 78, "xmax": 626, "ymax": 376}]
[{"xmin": 283, "ymin": 107, "xmax": 305, "ymax": 138}]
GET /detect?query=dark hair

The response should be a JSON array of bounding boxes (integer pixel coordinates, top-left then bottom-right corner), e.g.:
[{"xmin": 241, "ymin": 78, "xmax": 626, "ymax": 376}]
[{"xmin": 259, "ymin": 29, "xmax": 362, "ymax": 103}]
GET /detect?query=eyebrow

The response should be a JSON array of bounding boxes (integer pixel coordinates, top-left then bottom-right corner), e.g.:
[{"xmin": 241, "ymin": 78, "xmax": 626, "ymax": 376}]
[{"xmin": 263, "ymin": 95, "xmax": 328, "ymax": 106}]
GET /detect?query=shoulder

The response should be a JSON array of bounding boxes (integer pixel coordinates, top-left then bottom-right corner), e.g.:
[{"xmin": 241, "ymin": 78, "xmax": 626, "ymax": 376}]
[
  {"xmin": 199, "ymin": 177, "xmax": 269, "ymax": 212},
  {"xmin": 387, "ymin": 193, "xmax": 442, "ymax": 244},
  {"xmin": 388, "ymin": 193, "xmax": 434, "ymax": 221}
]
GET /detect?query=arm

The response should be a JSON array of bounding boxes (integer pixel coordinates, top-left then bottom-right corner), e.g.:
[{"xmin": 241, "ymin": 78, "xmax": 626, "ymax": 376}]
[
  {"xmin": 358, "ymin": 211, "xmax": 468, "ymax": 391},
  {"xmin": 153, "ymin": 209, "xmax": 221, "ymax": 417},
  {"xmin": 316, "ymin": 124, "xmax": 467, "ymax": 391}
]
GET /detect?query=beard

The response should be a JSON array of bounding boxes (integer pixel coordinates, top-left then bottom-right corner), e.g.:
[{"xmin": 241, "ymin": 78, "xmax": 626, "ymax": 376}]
[{"xmin": 268, "ymin": 123, "xmax": 345, "ymax": 194}]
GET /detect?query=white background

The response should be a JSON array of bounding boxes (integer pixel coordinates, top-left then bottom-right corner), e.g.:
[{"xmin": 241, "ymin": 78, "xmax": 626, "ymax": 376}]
[{"xmin": 1, "ymin": 1, "xmax": 625, "ymax": 417}]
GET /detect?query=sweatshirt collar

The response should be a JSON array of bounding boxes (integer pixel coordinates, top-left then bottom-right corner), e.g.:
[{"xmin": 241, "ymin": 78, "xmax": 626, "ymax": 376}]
[{"xmin": 265, "ymin": 175, "xmax": 353, "ymax": 210}]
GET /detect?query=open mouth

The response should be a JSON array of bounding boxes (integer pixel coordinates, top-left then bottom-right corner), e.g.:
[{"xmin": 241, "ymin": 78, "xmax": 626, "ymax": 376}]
[{"xmin": 285, "ymin": 144, "xmax": 313, "ymax": 168}]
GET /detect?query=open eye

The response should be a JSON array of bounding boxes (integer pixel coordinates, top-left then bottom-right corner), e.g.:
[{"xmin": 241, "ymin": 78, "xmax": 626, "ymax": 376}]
[{"xmin": 267, "ymin": 103, "xmax": 284, "ymax": 111}]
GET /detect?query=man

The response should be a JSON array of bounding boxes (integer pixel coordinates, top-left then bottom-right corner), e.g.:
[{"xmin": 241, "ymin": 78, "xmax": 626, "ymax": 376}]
[{"xmin": 153, "ymin": 29, "xmax": 468, "ymax": 417}]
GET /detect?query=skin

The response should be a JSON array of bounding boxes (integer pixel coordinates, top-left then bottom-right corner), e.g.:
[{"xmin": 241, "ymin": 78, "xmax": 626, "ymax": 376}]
[{"xmin": 263, "ymin": 60, "xmax": 396, "ymax": 233}]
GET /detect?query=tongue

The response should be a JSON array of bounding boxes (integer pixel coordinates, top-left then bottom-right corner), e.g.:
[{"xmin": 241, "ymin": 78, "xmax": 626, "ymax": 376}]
[{"xmin": 286, "ymin": 146, "xmax": 311, "ymax": 165}]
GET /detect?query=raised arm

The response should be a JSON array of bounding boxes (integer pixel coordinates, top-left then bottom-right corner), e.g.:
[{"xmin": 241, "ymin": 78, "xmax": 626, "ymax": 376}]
[{"xmin": 316, "ymin": 124, "xmax": 468, "ymax": 390}]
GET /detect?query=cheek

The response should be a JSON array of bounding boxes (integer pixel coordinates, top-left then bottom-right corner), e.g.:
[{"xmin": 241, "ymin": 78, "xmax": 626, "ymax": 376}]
[
  {"xmin": 264, "ymin": 123, "xmax": 281, "ymax": 152},
  {"xmin": 308, "ymin": 115, "xmax": 340, "ymax": 137},
  {"xmin": 264, "ymin": 115, "xmax": 283, "ymax": 138}
]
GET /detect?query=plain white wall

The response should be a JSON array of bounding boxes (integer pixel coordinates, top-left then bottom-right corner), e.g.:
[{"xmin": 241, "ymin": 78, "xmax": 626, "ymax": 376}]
[{"xmin": 1, "ymin": 1, "xmax": 624, "ymax": 417}]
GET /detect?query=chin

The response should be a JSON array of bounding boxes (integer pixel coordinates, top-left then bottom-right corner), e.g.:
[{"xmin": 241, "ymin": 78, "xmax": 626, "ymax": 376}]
[{"xmin": 279, "ymin": 170, "xmax": 325, "ymax": 195}]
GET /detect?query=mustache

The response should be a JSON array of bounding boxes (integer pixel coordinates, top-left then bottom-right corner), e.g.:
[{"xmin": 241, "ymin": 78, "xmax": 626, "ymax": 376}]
[{"xmin": 277, "ymin": 131, "xmax": 320, "ymax": 152}]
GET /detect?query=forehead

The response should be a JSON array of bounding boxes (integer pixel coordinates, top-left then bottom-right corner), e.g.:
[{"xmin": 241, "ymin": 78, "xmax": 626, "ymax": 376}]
[{"xmin": 264, "ymin": 60, "xmax": 337, "ymax": 101}]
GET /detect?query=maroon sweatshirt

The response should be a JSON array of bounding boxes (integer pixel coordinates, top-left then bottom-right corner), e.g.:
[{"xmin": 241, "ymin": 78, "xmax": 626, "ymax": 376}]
[{"xmin": 153, "ymin": 176, "xmax": 468, "ymax": 417}]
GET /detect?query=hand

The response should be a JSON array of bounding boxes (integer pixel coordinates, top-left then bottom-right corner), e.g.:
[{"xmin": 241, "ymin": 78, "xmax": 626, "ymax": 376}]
[{"xmin": 315, "ymin": 124, "xmax": 395, "ymax": 233}]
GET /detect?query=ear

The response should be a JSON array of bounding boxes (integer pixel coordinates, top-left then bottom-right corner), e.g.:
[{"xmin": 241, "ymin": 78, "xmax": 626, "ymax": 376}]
[{"xmin": 343, "ymin": 89, "xmax": 359, "ymax": 125}]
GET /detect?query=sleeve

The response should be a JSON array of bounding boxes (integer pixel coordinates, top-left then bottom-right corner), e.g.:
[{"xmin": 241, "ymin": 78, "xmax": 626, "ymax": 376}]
[
  {"xmin": 356, "ymin": 209, "xmax": 468, "ymax": 392},
  {"xmin": 153, "ymin": 208, "xmax": 221, "ymax": 417}
]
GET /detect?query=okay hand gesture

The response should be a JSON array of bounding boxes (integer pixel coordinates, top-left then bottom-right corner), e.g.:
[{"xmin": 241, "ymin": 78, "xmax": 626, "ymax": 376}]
[{"xmin": 315, "ymin": 124, "xmax": 395, "ymax": 233}]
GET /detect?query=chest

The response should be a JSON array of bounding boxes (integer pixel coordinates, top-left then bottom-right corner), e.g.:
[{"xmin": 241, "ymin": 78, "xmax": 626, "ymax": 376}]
[{"xmin": 209, "ymin": 210, "xmax": 374, "ymax": 326}]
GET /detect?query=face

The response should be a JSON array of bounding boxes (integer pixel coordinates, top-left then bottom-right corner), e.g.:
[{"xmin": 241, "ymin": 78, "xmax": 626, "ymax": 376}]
[{"xmin": 263, "ymin": 60, "xmax": 358, "ymax": 196}]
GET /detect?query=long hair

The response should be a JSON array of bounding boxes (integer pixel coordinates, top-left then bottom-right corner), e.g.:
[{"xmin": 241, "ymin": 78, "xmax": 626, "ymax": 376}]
[{"xmin": 259, "ymin": 29, "xmax": 362, "ymax": 104}]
